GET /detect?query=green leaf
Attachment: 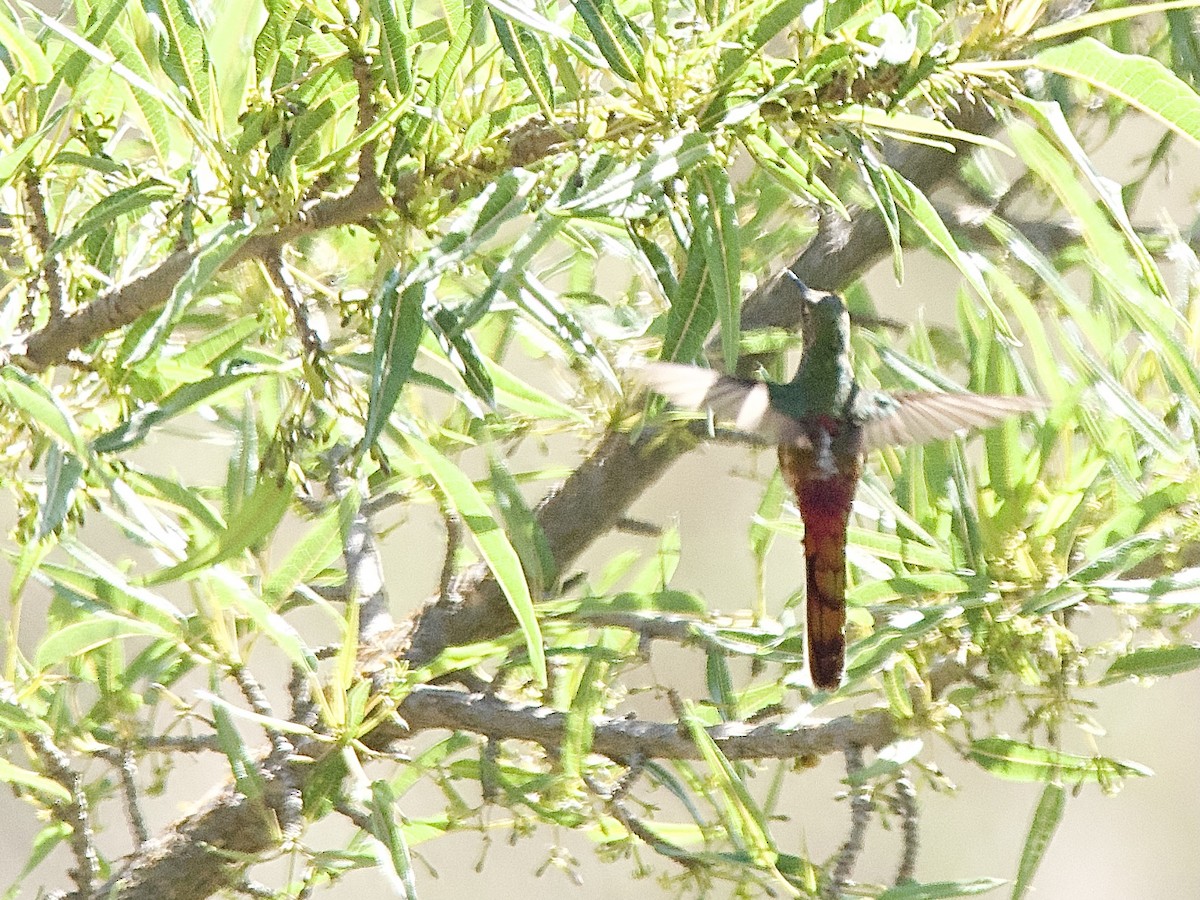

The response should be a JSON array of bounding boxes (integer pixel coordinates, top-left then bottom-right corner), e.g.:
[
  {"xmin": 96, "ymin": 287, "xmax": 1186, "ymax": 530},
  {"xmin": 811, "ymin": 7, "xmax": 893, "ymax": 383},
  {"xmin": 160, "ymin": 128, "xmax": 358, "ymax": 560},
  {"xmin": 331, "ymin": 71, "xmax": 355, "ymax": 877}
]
[
  {"xmin": 558, "ymin": 132, "xmax": 714, "ymax": 216},
  {"xmin": 1019, "ymin": 98, "xmax": 1168, "ymax": 297},
  {"xmin": 571, "ymin": 0, "xmax": 644, "ymax": 82},
  {"xmin": 212, "ymin": 695, "xmax": 265, "ymax": 799},
  {"xmin": 36, "ymin": 614, "xmax": 172, "ymax": 670},
  {"xmin": 519, "ymin": 275, "xmax": 619, "ymax": 389},
  {"xmin": 93, "ymin": 368, "xmax": 269, "ymax": 454},
  {"xmin": 48, "ymin": 181, "xmax": 176, "ymax": 256},
  {"xmin": 254, "ymin": 0, "xmax": 303, "ymax": 89},
  {"xmin": 0, "ymin": 12, "xmax": 51, "ymax": 84},
  {"xmin": 967, "ymin": 737, "xmax": 1152, "ymax": 784},
  {"xmin": 661, "ymin": 222, "xmax": 717, "ymax": 364},
  {"xmin": 144, "ymin": 0, "xmax": 213, "ymax": 119},
  {"xmin": 561, "ymin": 656, "xmax": 605, "ymax": 779},
  {"xmin": 208, "ymin": 569, "xmax": 318, "ymax": 673},
  {"xmin": 859, "ymin": 150, "xmax": 904, "ymax": 281},
  {"xmin": 689, "ymin": 166, "xmax": 741, "ymax": 373},
  {"xmin": 362, "ymin": 268, "xmax": 425, "ymax": 454},
  {"xmin": 141, "ymin": 471, "xmax": 293, "ymax": 585},
  {"xmin": 263, "ymin": 492, "xmax": 359, "ymax": 605},
  {"xmin": 0, "ymin": 367, "xmax": 88, "ymax": 458},
  {"xmin": 0, "ymin": 759, "xmax": 71, "ymax": 804},
  {"xmin": 373, "ymin": 0, "xmax": 413, "ymax": 98},
  {"xmin": 679, "ymin": 700, "xmax": 780, "ymax": 871},
  {"xmin": 881, "ymin": 166, "xmax": 1012, "ymax": 338},
  {"xmin": 368, "ymin": 781, "xmax": 419, "ymax": 900},
  {"xmin": 491, "ymin": 10, "xmax": 555, "ymax": 119},
  {"xmin": 1103, "ymin": 644, "xmax": 1200, "ymax": 683},
  {"xmin": 406, "ymin": 434, "xmax": 546, "ymax": 687},
  {"xmin": 1030, "ymin": 37, "xmax": 1200, "ymax": 147},
  {"xmin": 123, "ymin": 220, "xmax": 255, "ymax": 367},
  {"xmin": 714, "ymin": 0, "xmax": 808, "ymax": 85},
  {"xmin": 879, "ymin": 879, "xmax": 1007, "ymax": 900},
  {"xmin": 1012, "ymin": 782, "xmax": 1065, "ymax": 900},
  {"xmin": 426, "ymin": 304, "xmax": 495, "ymax": 405},
  {"xmin": 489, "ymin": 455, "xmax": 557, "ymax": 596}
]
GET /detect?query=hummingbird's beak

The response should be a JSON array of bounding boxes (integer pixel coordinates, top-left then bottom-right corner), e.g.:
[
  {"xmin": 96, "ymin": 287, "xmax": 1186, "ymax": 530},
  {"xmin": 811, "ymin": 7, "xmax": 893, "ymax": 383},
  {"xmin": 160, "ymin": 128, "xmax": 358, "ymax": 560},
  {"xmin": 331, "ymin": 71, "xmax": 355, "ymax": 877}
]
[{"xmin": 779, "ymin": 270, "xmax": 831, "ymax": 349}]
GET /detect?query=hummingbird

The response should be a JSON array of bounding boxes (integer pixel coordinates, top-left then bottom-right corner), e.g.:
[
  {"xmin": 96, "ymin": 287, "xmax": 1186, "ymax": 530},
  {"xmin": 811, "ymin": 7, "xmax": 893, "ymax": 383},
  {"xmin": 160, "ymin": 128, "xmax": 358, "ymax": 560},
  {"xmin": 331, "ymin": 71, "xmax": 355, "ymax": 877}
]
[{"xmin": 632, "ymin": 274, "xmax": 1042, "ymax": 691}]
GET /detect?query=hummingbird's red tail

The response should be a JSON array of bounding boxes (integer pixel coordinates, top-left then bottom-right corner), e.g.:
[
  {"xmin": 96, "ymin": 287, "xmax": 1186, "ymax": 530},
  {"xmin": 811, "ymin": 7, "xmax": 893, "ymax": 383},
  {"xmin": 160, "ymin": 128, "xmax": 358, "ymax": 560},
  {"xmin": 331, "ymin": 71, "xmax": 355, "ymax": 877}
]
[{"xmin": 778, "ymin": 445, "xmax": 859, "ymax": 691}]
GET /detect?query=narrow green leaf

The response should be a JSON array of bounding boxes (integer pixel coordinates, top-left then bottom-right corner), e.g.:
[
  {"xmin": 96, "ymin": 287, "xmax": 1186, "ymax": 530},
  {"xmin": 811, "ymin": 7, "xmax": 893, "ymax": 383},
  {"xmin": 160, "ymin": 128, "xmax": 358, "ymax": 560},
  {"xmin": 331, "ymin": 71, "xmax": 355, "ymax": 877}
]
[
  {"xmin": 571, "ymin": 0, "xmax": 644, "ymax": 82},
  {"xmin": 1012, "ymin": 782, "xmax": 1065, "ymax": 900},
  {"xmin": 967, "ymin": 737, "xmax": 1152, "ymax": 783},
  {"xmin": 36, "ymin": 614, "xmax": 172, "ymax": 670},
  {"xmin": 1103, "ymin": 644, "xmax": 1200, "ymax": 683},
  {"xmin": 859, "ymin": 151, "xmax": 904, "ymax": 281},
  {"xmin": 141, "ymin": 471, "xmax": 292, "ymax": 585},
  {"xmin": 679, "ymin": 700, "xmax": 779, "ymax": 869},
  {"xmin": 0, "ymin": 12, "xmax": 51, "ymax": 83},
  {"xmin": 263, "ymin": 492, "xmax": 359, "ymax": 605},
  {"xmin": 427, "ymin": 0, "xmax": 481, "ymax": 108},
  {"xmin": 49, "ymin": 546, "xmax": 187, "ymax": 628},
  {"xmin": 373, "ymin": 0, "xmax": 413, "ymax": 98},
  {"xmin": 561, "ymin": 656, "xmax": 605, "ymax": 779},
  {"xmin": 690, "ymin": 166, "xmax": 741, "ymax": 372},
  {"xmin": 879, "ymin": 879, "xmax": 1007, "ymax": 900},
  {"xmin": 491, "ymin": 10, "xmax": 555, "ymax": 119},
  {"xmin": 212, "ymin": 696, "xmax": 265, "ymax": 799},
  {"xmin": 206, "ymin": 569, "xmax": 318, "ymax": 673},
  {"xmin": 1019, "ymin": 98, "xmax": 1168, "ymax": 297},
  {"xmin": 164, "ymin": 314, "xmax": 263, "ymax": 376},
  {"xmin": 0, "ymin": 367, "xmax": 88, "ymax": 458},
  {"xmin": 144, "ymin": 0, "xmax": 213, "ymax": 118},
  {"xmin": 92, "ymin": 368, "xmax": 268, "ymax": 454},
  {"xmin": 661, "ymin": 228, "xmax": 717, "ymax": 364},
  {"xmin": 489, "ymin": 455, "xmax": 557, "ymax": 596},
  {"xmin": 368, "ymin": 781, "xmax": 419, "ymax": 900},
  {"xmin": 1032, "ymin": 0, "xmax": 1200, "ymax": 42},
  {"xmin": 1030, "ymin": 37, "xmax": 1200, "ymax": 147},
  {"xmin": 254, "ymin": 0, "xmax": 303, "ymax": 89},
  {"xmin": 406, "ymin": 434, "xmax": 546, "ymax": 687},
  {"xmin": 48, "ymin": 181, "xmax": 176, "ymax": 256},
  {"xmin": 847, "ymin": 572, "xmax": 973, "ymax": 606},
  {"xmin": 0, "ymin": 760, "xmax": 71, "ymax": 804},
  {"xmin": 519, "ymin": 276, "xmax": 619, "ymax": 389},
  {"xmin": 558, "ymin": 132, "xmax": 714, "ymax": 215},
  {"xmin": 362, "ymin": 269, "xmax": 425, "ymax": 454},
  {"xmin": 882, "ymin": 165, "xmax": 1012, "ymax": 337},
  {"xmin": 37, "ymin": 447, "xmax": 83, "ymax": 540},
  {"xmin": 123, "ymin": 220, "xmax": 255, "ymax": 367},
  {"xmin": 426, "ymin": 305, "xmax": 495, "ymax": 405},
  {"xmin": 714, "ymin": 0, "xmax": 808, "ymax": 85}
]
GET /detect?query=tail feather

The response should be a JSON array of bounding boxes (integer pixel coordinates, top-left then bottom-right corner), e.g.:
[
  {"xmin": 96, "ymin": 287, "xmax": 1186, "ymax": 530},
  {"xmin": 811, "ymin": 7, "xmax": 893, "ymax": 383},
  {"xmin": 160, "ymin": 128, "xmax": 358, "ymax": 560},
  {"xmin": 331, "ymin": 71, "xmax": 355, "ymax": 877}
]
[
  {"xmin": 779, "ymin": 445, "xmax": 857, "ymax": 691},
  {"xmin": 805, "ymin": 542, "xmax": 847, "ymax": 690}
]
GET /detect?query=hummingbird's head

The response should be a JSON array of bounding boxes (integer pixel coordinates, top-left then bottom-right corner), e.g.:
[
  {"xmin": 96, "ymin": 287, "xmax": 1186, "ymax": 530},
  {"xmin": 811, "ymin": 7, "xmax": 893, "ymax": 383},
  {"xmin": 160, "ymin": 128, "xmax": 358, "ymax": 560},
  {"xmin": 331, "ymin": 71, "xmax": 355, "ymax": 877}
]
[{"xmin": 799, "ymin": 289, "xmax": 850, "ymax": 350}]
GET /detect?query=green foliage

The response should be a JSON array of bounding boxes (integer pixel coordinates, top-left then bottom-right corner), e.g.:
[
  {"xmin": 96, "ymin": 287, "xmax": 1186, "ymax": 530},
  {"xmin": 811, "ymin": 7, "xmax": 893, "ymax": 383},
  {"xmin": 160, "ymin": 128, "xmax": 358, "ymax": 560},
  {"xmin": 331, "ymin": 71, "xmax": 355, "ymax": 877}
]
[{"xmin": 1, "ymin": 0, "xmax": 1199, "ymax": 898}]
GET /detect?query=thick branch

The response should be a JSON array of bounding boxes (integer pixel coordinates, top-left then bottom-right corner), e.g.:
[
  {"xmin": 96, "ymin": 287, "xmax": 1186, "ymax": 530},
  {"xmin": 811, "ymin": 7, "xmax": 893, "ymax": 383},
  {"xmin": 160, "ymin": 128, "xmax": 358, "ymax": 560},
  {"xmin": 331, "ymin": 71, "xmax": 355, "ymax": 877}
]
[{"xmin": 388, "ymin": 686, "xmax": 899, "ymax": 760}]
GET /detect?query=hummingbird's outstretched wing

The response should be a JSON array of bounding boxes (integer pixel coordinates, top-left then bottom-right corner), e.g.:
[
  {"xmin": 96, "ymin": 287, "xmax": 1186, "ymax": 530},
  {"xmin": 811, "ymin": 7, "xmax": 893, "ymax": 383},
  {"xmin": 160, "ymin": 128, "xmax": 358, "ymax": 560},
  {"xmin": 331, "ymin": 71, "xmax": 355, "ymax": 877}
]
[
  {"xmin": 631, "ymin": 361, "xmax": 809, "ymax": 446},
  {"xmin": 857, "ymin": 391, "xmax": 1044, "ymax": 453}
]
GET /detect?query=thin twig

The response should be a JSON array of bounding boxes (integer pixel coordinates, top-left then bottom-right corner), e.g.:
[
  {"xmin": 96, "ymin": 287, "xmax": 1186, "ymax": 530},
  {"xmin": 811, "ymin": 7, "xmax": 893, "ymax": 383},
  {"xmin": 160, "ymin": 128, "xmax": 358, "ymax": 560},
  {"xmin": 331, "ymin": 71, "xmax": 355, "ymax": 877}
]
[
  {"xmin": 231, "ymin": 665, "xmax": 302, "ymax": 840},
  {"xmin": 892, "ymin": 772, "xmax": 920, "ymax": 885},
  {"xmin": 21, "ymin": 169, "xmax": 67, "ymax": 326},
  {"xmin": 26, "ymin": 730, "xmax": 100, "ymax": 895},
  {"xmin": 95, "ymin": 747, "xmax": 151, "ymax": 847},
  {"xmin": 265, "ymin": 246, "xmax": 322, "ymax": 356},
  {"xmin": 438, "ymin": 509, "xmax": 463, "ymax": 605},
  {"xmin": 828, "ymin": 744, "xmax": 871, "ymax": 899},
  {"xmin": 583, "ymin": 766, "xmax": 697, "ymax": 870}
]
